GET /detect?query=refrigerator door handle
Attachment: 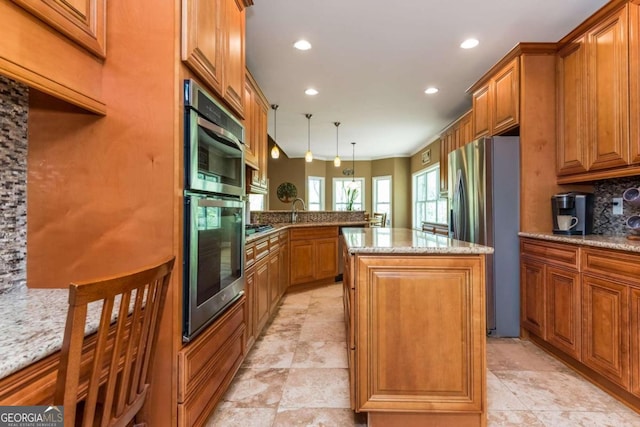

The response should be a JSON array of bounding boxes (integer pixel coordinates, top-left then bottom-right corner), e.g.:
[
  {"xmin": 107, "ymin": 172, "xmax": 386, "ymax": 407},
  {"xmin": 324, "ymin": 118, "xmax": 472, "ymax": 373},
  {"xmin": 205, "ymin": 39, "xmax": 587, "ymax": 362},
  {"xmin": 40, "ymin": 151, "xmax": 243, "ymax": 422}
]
[{"xmin": 453, "ymin": 169, "xmax": 466, "ymax": 240}]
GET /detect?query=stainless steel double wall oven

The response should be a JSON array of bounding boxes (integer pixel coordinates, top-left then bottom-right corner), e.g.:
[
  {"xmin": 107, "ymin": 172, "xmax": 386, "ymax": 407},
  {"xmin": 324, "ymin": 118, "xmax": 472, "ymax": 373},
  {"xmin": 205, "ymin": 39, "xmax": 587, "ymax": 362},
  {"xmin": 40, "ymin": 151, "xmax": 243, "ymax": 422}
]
[{"xmin": 183, "ymin": 79, "xmax": 245, "ymax": 342}]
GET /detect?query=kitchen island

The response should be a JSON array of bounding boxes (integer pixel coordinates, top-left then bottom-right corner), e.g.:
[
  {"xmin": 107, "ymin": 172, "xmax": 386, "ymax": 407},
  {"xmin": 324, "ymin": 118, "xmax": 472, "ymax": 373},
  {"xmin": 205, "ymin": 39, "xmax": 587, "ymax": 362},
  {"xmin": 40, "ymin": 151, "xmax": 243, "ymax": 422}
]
[{"xmin": 342, "ymin": 227, "xmax": 493, "ymax": 427}]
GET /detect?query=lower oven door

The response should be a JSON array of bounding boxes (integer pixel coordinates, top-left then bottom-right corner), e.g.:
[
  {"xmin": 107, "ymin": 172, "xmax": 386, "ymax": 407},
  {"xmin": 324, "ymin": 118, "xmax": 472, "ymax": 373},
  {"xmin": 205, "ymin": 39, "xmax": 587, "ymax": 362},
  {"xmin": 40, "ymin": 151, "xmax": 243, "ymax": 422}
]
[{"xmin": 183, "ymin": 193, "xmax": 245, "ymax": 342}]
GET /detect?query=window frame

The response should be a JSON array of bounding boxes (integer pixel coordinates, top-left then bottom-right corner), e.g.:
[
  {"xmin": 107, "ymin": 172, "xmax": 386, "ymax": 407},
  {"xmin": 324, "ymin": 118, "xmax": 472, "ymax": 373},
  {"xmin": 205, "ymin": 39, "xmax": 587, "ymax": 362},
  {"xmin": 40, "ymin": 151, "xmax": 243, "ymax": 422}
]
[
  {"xmin": 412, "ymin": 164, "xmax": 447, "ymax": 228},
  {"xmin": 372, "ymin": 175, "xmax": 392, "ymax": 227},
  {"xmin": 332, "ymin": 177, "xmax": 365, "ymax": 211},
  {"xmin": 307, "ymin": 176, "xmax": 325, "ymax": 211}
]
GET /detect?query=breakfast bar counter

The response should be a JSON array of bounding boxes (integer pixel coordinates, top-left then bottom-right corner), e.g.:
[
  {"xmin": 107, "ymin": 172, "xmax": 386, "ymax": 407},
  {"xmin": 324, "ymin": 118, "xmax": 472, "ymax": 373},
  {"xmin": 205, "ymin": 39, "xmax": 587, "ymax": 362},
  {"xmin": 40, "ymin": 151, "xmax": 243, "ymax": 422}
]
[{"xmin": 341, "ymin": 227, "xmax": 492, "ymax": 427}]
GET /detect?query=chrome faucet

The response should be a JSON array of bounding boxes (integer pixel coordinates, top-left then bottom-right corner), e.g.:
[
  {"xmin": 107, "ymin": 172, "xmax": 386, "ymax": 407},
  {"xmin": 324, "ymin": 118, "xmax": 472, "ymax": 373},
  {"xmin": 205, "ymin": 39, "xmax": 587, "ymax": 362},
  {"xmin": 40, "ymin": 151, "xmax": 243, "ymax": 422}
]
[{"xmin": 291, "ymin": 198, "xmax": 306, "ymax": 223}]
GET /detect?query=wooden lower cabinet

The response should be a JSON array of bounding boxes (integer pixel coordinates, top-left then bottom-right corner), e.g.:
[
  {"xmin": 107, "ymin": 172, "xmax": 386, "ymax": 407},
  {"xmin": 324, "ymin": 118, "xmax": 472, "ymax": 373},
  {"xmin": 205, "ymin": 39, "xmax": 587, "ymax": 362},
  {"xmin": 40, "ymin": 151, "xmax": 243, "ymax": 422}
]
[
  {"xmin": 244, "ymin": 268, "xmax": 256, "ymax": 350},
  {"xmin": 521, "ymin": 237, "xmax": 640, "ymax": 412},
  {"xmin": 177, "ymin": 298, "xmax": 246, "ymax": 427},
  {"xmin": 520, "ymin": 257, "xmax": 546, "ymax": 338},
  {"xmin": 255, "ymin": 255, "xmax": 269, "ymax": 333},
  {"xmin": 268, "ymin": 245, "xmax": 280, "ymax": 311},
  {"xmin": 289, "ymin": 227, "xmax": 338, "ymax": 286},
  {"xmin": 279, "ymin": 231, "xmax": 289, "ymax": 297},
  {"xmin": 346, "ymin": 252, "xmax": 486, "ymax": 425},
  {"xmin": 545, "ymin": 266, "xmax": 581, "ymax": 360},
  {"xmin": 632, "ymin": 288, "xmax": 640, "ymax": 397},
  {"xmin": 581, "ymin": 274, "xmax": 629, "ymax": 388}
]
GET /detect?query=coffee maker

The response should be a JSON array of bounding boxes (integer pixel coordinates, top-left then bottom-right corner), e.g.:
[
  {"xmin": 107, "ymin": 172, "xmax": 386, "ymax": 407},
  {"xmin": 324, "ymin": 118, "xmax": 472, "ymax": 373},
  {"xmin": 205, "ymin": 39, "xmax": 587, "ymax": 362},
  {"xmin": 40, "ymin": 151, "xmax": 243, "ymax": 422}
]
[{"xmin": 551, "ymin": 192, "xmax": 594, "ymax": 235}]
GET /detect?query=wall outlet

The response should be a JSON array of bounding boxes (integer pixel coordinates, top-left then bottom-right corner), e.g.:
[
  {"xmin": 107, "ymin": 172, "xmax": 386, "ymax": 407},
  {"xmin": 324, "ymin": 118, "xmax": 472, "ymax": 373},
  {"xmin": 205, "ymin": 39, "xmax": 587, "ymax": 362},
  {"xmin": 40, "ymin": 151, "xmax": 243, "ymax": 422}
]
[{"xmin": 613, "ymin": 197, "xmax": 623, "ymax": 215}]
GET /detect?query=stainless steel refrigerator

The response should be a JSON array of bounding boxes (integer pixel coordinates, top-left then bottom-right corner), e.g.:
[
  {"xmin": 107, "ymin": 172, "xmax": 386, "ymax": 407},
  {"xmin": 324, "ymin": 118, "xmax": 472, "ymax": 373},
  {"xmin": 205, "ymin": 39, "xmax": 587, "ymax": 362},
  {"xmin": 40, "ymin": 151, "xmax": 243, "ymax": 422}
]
[{"xmin": 448, "ymin": 136, "xmax": 520, "ymax": 337}]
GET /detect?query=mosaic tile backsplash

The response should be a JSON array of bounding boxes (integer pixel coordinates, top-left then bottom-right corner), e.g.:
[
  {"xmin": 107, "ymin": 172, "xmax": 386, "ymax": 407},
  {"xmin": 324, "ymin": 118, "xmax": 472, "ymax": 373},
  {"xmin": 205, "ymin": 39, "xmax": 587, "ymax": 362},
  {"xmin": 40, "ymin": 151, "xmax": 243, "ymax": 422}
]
[
  {"xmin": 593, "ymin": 176, "xmax": 640, "ymax": 235},
  {"xmin": 250, "ymin": 210, "xmax": 366, "ymax": 225},
  {"xmin": 0, "ymin": 76, "xmax": 28, "ymax": 293}
]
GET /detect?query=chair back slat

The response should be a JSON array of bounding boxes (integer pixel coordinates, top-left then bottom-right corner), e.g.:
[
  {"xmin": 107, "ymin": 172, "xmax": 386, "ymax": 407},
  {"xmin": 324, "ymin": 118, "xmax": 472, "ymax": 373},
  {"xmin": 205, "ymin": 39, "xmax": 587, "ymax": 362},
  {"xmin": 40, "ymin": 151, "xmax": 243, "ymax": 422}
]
[
  {"xmin": 54, "ymin": 257, "xmax": 175, "ymax": 427},
  {"xmin": 114, "ymin": 287, "xmax": 145, "ymax": 416}
]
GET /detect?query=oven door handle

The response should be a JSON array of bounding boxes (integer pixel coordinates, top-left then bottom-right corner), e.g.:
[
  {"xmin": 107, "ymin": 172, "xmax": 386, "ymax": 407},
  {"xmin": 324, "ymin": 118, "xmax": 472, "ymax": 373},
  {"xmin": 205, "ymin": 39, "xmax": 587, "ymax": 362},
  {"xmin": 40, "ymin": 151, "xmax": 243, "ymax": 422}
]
[
  {"xmin": 197, "ymin": 116, "xmax": 243, "ymax": 149},
  {"xmin": 193, "ymin": 197, "xmax": 245, "ymax": 209}
]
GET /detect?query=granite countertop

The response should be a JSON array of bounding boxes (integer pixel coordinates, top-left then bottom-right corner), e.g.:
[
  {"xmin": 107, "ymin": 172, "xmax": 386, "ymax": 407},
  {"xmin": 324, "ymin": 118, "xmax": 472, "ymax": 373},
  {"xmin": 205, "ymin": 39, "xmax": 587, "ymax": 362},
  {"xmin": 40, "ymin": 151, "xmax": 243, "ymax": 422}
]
[
  {"xmin": 245, "ymin": 221, "xmax": 369, "ymax": 243},
  {"xmin": 342, "ymin": 227, "xmax": 494, "ymax": 255},
  {"xmin": 519, "ymin": 232, "xmax": 640, "ymax": 254},
  {"xmin": 0, "ymin": 284, "xmax": 121, "ymax": 381}
]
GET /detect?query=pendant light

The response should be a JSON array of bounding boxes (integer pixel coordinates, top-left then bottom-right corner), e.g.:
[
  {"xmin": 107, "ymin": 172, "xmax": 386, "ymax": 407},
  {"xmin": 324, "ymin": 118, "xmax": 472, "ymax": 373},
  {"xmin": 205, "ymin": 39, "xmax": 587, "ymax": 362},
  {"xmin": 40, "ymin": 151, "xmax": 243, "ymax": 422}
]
[
  {"xmin": 333, "ymin": 122, "xmax": 341, "ymax": 167},
  {"xmin": 270, "ymin": 104, "xmax": 280, "ymax": 159},
  {"xmin": 348, "ymin": 142, "xmax": 357, "ymax": 189},
  {"xmin": 305, "ymin": 113, "xmax": 313, "ymax": 162}
]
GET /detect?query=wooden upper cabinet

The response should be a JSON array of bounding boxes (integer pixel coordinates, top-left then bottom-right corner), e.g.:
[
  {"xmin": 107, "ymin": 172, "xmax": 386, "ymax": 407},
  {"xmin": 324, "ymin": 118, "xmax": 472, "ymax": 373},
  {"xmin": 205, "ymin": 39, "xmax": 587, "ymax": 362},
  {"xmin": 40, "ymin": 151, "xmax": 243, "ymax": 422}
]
[
  {"xmin": 243, "ymin": 80, "xmax": 258, "ymax": 169},
  {"xmin": 439, "ymin": 137, "xmax": 449, "ymax": 195},
  {"xmin": 629, "ymin": 2, "xmax": 640, "ymax": 165},
  {"xmin": 557, "ymin": 37, "xmax": 589, "ymax": 175},
  {"xmin": 492, "ymin": 57, "xmax": 520, "ymax": 134},
  {"xmin": 223, "ymin": 0, "xmax": 245, "ymax": 118},
  {"xmin": 587, "ymin": 6, "xmax": 629, "ymax": 171},
  {"xmin": 182, "ymin": 0, "xmax": 246, "ymax": 118},
  {"xmin": 182, "ymin": 0, "xmax": 224, "ymax": 94},
  {"xmin": 472, "ymin": 84, "xmax": 491, "ymax": 139},
  {"xmin": 472, "ymin": 57, "xmax": 519, "ymax": 139},
  {"xmin": 459, "ymin": 111, "xmax": 473, "ymax": 146},
  {"xmin": 12, "ymin": 0, "xmax": 106, "ymax": 58}
]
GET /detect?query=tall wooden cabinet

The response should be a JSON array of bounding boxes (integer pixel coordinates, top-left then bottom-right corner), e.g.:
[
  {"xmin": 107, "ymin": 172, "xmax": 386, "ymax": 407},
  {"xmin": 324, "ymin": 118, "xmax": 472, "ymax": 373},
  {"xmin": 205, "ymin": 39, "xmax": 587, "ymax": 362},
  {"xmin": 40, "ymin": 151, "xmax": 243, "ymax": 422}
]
[
  {"xmin": 439, "ymin": 110, "xmax": 472, "ymax": 195},
  {"xmin": 181, "ymin": 0, "xmax": 246, "ymax": 119}
]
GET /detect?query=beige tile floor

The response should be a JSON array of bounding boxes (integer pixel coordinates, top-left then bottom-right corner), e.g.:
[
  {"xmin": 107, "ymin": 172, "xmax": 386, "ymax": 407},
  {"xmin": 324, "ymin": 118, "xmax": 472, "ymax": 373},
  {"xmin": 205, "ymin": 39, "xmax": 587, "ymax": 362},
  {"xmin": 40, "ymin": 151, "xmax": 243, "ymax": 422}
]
[{"xmin": 207, "ymin": 283, "xmax": 640, "ymax": 427}]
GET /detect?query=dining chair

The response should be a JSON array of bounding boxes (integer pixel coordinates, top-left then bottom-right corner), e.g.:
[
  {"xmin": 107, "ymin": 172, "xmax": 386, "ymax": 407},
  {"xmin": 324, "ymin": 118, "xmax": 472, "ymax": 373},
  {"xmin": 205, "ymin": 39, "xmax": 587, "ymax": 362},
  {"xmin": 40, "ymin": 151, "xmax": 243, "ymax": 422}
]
[
  {"xmin": 54, "ymin": 257, "xmax": 175, "ymax": 427},
  {"xmin": 371, "ymin": 212, "xmax": 387, "ymax": 227}
]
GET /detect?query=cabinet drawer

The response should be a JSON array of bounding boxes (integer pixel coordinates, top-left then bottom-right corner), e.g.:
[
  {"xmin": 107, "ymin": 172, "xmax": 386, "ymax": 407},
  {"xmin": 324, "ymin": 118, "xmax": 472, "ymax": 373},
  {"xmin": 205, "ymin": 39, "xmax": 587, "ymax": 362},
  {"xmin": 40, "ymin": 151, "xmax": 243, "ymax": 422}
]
[
  {"xmin": 582, "ymin": 248, "xmax": 640, "ymax": 286},
  {"xmin": 245, "ymin": 243, "xmax": 255, "ymax": 269},
  {"xmin": 177, "ymin": 298, "xmax": 245, "ymax": 402},
  {"xmin": 255, "ymin": 238, "xmax": 270, "ymax": 261},
  {"xmin": 290, "ymin": 226, "xmax": 338, "ymax": 241},
  {"xmin": 269, "ymin": 234, "xmax": 280, "ymax": 250},
  {"xmin": 520, "ymin": 239, "xmax": 579, "ymax": 270}
]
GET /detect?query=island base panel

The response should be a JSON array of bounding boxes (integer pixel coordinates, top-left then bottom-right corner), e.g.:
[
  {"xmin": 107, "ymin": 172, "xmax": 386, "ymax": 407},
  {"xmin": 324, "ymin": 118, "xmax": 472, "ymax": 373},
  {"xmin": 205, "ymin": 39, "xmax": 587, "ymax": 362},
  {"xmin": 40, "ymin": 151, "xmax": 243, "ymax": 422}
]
[{"xmin": 368, "ymin": 411, "xmax": 484, "ymax": 427}]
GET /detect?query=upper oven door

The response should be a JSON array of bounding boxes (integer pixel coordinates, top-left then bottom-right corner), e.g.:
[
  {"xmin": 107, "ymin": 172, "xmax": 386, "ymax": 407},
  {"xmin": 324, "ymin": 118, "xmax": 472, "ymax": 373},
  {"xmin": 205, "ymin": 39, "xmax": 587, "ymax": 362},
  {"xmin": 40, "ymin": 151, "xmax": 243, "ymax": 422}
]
[{"xmin": 186, "ymin": 114, "xmax": 245, "ymax": 197}]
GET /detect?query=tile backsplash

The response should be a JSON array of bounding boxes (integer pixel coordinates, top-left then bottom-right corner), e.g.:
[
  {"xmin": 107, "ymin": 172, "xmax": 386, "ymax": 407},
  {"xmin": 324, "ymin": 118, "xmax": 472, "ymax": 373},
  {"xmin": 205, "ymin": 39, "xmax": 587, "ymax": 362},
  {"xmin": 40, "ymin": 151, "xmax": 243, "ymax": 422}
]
[
  {"xmin": 593, "ymin": 176, "xmax": 640, "ymax": 235},
  {"xmin": 0, "ymin": 76, "xmax": 28, "ymax": 293}
]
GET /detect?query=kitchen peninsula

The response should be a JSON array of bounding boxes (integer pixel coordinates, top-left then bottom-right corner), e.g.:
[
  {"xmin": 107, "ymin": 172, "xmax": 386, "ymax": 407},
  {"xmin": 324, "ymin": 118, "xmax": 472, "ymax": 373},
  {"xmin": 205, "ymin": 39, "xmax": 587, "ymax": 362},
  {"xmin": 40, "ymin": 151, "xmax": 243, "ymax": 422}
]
[{"xmin": 341, "ymin": 227, "xmax": 493, "ymax": 427}]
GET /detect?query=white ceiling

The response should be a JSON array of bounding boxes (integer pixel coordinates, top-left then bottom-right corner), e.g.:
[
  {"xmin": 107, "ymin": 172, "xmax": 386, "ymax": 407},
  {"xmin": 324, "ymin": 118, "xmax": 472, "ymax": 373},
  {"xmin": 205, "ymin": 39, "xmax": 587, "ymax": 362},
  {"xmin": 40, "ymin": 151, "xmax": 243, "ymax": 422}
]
[{"xmin": 246, "ymin": 0, "xmax": 609, "ymax": 161}]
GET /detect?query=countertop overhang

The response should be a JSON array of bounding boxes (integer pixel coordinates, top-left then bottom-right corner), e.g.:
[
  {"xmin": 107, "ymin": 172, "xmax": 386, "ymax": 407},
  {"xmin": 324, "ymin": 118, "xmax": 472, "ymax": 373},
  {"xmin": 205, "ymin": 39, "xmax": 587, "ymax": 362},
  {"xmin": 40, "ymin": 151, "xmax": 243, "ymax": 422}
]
[
  {"xmin": 245, "ymin": 221, "xmax": 368, "ymax": 243},
  {"xmin": 342, "ymin": 227, "xmax": 494, "ymax": 255},
  {"xmin": 519, "ymin": 232, "xmax": 640, "ymax": 253}
]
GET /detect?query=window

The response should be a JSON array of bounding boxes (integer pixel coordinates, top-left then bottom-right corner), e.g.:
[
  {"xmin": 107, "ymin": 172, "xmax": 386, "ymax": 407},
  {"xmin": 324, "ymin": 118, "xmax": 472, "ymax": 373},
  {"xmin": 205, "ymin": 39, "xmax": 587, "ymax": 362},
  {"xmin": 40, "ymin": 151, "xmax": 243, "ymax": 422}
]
[
  {"xmin": 333, "ymin": 178, "xmax": 364, "ymax": 211},
  {"xmin": 372, "ymin": 176, "xmax": 392, "ymax": 226},
  {"xmin": 413, "ymin": 165, "xmax": 447, "ymax": 228},
  {"xmin": 248, "ymin": 194, "xmax": 265, "ymax": 211},
  {"xmin": 307, "ymin": 176, "xmax": 325, "ymax": 211}
]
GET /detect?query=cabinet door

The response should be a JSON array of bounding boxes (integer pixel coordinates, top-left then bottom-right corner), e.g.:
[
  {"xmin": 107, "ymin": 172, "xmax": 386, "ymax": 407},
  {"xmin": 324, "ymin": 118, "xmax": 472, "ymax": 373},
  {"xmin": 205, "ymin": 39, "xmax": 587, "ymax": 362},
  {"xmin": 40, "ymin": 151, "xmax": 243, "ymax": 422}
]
[
  {"xmin": 223, "ymin": 0, "xmax": 245, "ymax": 118},
  {"xmin": 268, "ymin": 248, "xmax": 280, "ymax": 311},
  {"xmin": 182, "ymin": 0, "xmax": 224, "ymax": 95},
  {"xmin": 629, "ymin": 2, "xmax": 640, "ymax": 165},
  {"xmin": 460, "ymin": 112, "xmax": 473, "ymax": 146},
  {"xmin": 290, "ymin": 240, "xmax": 315, "ymax": 285},
  {"xmin": 520, "ymin": 257, "xmax": 546, "ymax": 338},
  {"xmin": 587, "ymin": 7, "xmax": 629, "ymax": 171},
  {"xmin": 255, "ymin": 99, "xmax": 269, "ymax": 187},
  {"xmin": 279, "ymin": 240, "xmax": 289, "ymax": 297},
  {"xmin": 582, "ymin": 274, "xmax": 629, "ymax": 388},
  {"xmin": 492, "ymin": 58, "xmax": 520, "ymax": 134},
  {"xmin": 243, "ymin": 80, "xmax": 258, "ymax": 168},
  {"xmin": 244, "ymin": 268, "xmax": 256, "ymax": 349},
  {"xmin": 12, "ymin": 0, "xmax": 106, "ymax": 57},
  {"xmin": 315, "ymin": 237, "xmax": 338, "ymax": 280},
  {"xmin": 545, "ymin": 266, "xmax": 581, "ymax": 359},
  {"xmin": 631, "ymin": 288, "xmax": 640, "ymax": 397},
  {"xmin": 557, "ymin": 37, "xmax": 589, "ymax": 175},
  {"xmin": 255, "ymin": 257, "xmax": 270, "ymax": 333},
  {"xmin": 472, "ymin": 84, "xmax": 491, "ymax": 139}
]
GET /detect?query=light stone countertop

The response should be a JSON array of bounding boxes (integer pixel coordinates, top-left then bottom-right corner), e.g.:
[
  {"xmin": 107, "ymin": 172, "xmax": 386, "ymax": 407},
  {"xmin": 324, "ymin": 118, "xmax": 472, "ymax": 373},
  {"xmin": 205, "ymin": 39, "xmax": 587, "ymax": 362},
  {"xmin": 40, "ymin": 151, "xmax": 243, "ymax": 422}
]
[
  {"xmin": 245, "ymin": 221, "xmax": 368, "ymax": 243},
  {"xmin": 519, "ymin": 232, "xmax": 640, "ymax": 254},
  {"xmin": 0, "ymin": 284, "xmax": 120, "ymax": 381},
  {"xmin": 342, "ymin": 227, "xmax": 494, "ymax": 255}
]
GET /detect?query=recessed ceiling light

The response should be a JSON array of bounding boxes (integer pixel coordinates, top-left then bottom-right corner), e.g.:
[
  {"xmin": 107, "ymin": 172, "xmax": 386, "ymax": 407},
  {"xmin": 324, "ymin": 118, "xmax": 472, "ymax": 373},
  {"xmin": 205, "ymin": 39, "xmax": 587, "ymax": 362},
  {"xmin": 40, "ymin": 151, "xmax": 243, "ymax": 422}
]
[
  {"xmin": 424, "ymin": 87, "xmax": 439, "ymax": 95},
  {"xmin": 305, "ymin": 88, "xmax": 319, "ymax": 96},
  {"xmin": 294, "ymin": 40, "xmax": 312, "ymax": 50},
  {"xmin": 460, "ymin": 38, "xmax": 479, "ymax": 49}
]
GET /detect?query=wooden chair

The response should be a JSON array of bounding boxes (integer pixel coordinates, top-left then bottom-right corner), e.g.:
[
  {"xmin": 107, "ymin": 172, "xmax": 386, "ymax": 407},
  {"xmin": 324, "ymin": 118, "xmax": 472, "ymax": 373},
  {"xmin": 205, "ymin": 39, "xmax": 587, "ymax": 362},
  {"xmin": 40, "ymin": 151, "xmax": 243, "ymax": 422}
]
[
  {"xmin": 371, "ymin": 212, "xmax": 387, "ymax": 227},
  {"xmin": 55, "ymin": 257, "xmax": 175, "ymax": 427}
]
